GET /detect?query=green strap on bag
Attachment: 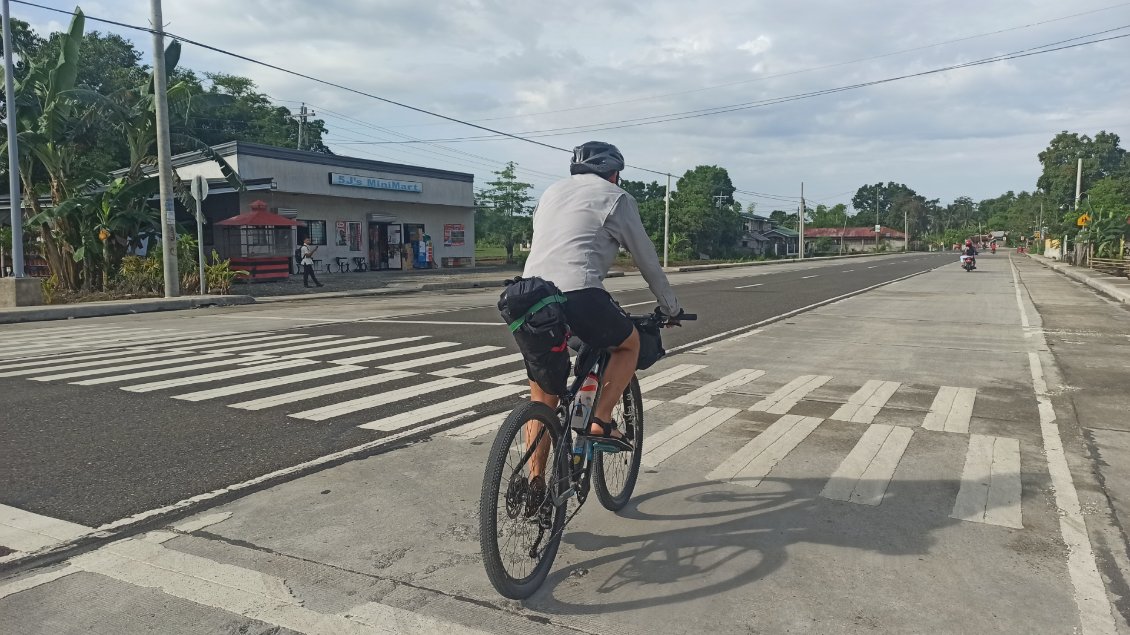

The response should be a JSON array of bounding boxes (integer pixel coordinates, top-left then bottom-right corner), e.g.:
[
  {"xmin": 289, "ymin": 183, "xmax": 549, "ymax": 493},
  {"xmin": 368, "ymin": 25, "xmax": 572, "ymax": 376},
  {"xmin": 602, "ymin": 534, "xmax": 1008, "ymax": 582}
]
[{"xmin": 507, "ymin": 294, "xmax": 567, "ymax": 332}]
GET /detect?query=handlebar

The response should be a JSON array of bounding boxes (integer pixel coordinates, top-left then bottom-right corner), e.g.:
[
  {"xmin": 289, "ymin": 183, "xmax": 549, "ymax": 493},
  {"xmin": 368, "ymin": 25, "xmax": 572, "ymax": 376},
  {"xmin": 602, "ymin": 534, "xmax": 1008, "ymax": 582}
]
[{"xmin": 626, "ymin": 310, "xmax": 697, "ymax": 326}]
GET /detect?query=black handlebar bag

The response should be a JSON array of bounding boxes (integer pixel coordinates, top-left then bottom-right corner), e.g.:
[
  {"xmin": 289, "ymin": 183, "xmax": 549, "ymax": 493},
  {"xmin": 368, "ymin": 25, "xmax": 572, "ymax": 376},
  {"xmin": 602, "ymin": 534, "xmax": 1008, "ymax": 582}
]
[
  {"xmin": 498, "ymin": 277, "xmax": 570, "ymax": 395},
  {"xmin": 635, "ymin": 319, "xmax": 665, "ymax": 370}
]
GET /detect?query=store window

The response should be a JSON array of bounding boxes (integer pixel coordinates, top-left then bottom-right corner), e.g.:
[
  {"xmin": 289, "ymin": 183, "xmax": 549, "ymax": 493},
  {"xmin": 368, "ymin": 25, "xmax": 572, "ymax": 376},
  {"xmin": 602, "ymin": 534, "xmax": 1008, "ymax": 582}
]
[{"xmin": 298, "ymin": 219, "xmax": 327, "ymax": 245}]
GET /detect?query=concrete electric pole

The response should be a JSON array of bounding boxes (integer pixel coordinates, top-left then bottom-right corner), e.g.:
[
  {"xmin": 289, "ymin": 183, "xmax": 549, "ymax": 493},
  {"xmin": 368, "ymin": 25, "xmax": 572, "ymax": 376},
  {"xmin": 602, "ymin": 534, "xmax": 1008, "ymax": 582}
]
[
  {"xmin": 294, "ymin": 103, "xmax": 315, "ymax": 151},
  {"xmin": 663, "ymin": 173, "xmax": 671, "ymax": 268},
  {"xmin": 2, "ymin": 0, "xmax": 24, "ymax": 278},
  {"xmin": 1074, "ymin": 157, "xmax": 1084, "ymax": 211},
  {"xmin": 798, "ymin": 182, "xmax": 805, "ymax": 260},
  {"xmin": 150, "ymin": 0, "xmax": 179, "ymax": 297}
]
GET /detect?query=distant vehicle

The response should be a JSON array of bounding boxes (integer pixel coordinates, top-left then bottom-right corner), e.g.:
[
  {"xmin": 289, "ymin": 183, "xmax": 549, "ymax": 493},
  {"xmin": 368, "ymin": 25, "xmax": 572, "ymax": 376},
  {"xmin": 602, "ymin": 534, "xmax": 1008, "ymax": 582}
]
[{"xmin": 961, "ymin": 255, "xmax": 976, "ymax": 272}]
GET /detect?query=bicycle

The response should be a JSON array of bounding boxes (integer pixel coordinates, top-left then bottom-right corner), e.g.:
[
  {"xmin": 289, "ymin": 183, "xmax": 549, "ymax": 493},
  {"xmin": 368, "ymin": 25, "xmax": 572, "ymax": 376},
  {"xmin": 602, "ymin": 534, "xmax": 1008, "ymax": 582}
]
[{"xmin": 478, "ymin": 308, "xmax": 696, "ymax": 599}]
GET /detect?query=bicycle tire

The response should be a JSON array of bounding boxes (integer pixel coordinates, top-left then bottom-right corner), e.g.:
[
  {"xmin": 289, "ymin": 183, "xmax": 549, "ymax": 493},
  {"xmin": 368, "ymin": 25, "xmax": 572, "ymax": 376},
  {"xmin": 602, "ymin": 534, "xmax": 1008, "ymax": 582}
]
[
  {"xmin": 592, "ymin": 376, "xmax": 644, "ymax": 512},
  {"xmin": 478, "ymin": 400, "xmax": 567, "ymax": 599}
]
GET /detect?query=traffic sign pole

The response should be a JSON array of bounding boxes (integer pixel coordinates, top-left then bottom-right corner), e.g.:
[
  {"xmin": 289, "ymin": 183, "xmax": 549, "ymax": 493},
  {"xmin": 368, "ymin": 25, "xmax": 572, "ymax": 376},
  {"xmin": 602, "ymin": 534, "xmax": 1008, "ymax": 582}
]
[{"xmin": 191, "ymin": 175, "xmax": 210, "ymax": 295}]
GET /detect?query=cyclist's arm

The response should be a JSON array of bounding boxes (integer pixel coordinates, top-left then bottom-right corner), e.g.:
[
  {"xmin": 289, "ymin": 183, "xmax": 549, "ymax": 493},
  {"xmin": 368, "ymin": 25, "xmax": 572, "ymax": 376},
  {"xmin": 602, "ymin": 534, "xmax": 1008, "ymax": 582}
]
[{"xmin": 607, "ymin": 194, "xmax": 682, "ymax": 316}]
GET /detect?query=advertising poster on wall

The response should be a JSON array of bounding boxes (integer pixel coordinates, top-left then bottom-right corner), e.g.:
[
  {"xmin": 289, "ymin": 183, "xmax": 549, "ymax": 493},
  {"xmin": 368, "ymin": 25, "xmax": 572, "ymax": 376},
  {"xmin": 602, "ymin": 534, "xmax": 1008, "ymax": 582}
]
[
  {"xmin": 336, "ymin": 221, "xmax": 347, "ymax": 246},
  {"xmin": 444, "ymin": 223, "xmax": 465, "ymax": 247},
  {"xmin": 347, "ymin": 222, "xmax": 362, "ymax": 251}
]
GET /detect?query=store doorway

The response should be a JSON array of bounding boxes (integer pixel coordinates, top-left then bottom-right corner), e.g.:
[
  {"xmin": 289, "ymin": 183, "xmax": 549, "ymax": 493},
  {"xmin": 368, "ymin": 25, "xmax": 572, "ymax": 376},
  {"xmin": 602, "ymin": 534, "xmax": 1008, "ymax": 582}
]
[{"xmin": 368, "ymin": 222, "xmax": 402, "ymax": 270}]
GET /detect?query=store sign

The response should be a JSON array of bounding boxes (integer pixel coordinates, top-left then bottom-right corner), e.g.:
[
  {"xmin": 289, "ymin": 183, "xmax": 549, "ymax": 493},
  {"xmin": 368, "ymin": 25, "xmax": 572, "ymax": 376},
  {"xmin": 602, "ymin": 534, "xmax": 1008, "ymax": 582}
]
[{"xmin": 329, "ymin": 172, "xmax": 422, "ymax": 193}]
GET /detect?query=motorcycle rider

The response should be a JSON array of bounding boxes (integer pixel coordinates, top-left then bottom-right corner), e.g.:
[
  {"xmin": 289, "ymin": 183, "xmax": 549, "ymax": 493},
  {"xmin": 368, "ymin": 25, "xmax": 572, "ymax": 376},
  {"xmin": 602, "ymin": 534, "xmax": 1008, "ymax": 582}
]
[{"xmin": 963, "ymin": 239, "xmax": 978, "ymax": 269}]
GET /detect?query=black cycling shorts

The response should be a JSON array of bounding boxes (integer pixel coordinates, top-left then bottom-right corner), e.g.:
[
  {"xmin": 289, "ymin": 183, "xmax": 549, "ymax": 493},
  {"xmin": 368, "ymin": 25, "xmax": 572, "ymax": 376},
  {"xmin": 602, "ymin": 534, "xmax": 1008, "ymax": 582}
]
[{"xmin": 563, "ymin": 287, "xmax": 634, "ymax": 350}]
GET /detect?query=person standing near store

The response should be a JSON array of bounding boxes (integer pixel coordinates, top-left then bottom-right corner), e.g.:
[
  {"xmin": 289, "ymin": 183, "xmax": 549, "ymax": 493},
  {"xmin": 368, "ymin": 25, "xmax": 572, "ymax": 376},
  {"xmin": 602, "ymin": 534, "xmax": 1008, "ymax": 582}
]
[{"xmin": 300, "ymin": 237, "xmax": 324, "ymax": 288}]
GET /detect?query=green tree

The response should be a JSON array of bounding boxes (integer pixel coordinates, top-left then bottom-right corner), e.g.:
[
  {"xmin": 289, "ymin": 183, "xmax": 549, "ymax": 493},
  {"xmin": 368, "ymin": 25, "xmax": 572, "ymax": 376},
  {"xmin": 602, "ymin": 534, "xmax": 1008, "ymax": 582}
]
[
  {"xmin": 851, "ymin": 182, "xmax": 920, "ymax": 229},
  {"xmin": 476, "ymin": 162, "xmax": 533, "ymax": 262},
  {"xmin": 1085, "ymin": 177, "xmax": 1130, "ymax": 215},
  {"xmin": 620, "ymin": 179, "xmax": 667, "ymax": 244},
  {"xmin": 809, "ymin": 203, "xmax": 849, "ymax": 228},
  {"xmin": 1037, "ymin": 131, "xmax": 1128, "ymax": 218},
  {"xmin": 669, "ymin": 165, "xmax": 742, "ymax": 258},
  {"xmin": 768, "ymin": 210, "xmax": 790, "ymax": 226}
]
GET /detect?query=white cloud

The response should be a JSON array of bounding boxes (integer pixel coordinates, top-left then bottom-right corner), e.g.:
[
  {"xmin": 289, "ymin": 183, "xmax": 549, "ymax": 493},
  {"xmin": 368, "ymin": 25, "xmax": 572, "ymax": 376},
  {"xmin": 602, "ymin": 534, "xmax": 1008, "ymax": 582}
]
[{"xmin": 8, "ymin": 0, "xmax": 1130, "ymax": 207}]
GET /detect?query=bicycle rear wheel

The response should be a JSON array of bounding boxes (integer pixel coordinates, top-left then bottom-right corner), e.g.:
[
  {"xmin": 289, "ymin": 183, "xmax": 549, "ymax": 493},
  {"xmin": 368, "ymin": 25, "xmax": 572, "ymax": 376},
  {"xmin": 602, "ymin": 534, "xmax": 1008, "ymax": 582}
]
[
  {"xmin": 592, "ymin": 376, "xmax": 643, "ymax": 511},
  {"xmin": 478, "ymin": 400, "xmax": 567, "ymax": 599}
]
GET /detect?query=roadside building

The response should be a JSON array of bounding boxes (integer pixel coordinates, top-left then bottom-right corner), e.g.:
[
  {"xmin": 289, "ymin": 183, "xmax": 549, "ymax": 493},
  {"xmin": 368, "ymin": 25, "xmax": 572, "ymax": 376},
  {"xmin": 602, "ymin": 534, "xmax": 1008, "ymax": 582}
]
[
  {"xmin": 804, "ymin": 227, "xmax": 907, "ymax": 252},
  {"xmin": 172, "ymin": 142, "xmax": 475, "ymax": 272},
  {"xmin": 764, "ymin": 226, "xmax": 801, "ymax": 257},
  {"xmin": 738, "ymin": 213, "xmax": 773, "ymax": 255}
]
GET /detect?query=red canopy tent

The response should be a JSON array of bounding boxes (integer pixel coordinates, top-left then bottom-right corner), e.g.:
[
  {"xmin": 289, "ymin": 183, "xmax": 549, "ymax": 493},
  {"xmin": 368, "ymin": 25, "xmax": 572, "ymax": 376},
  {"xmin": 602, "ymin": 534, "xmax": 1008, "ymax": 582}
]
[{"xmin": 216, "ymin": 200, "xmax": 302, "ymax": 282}]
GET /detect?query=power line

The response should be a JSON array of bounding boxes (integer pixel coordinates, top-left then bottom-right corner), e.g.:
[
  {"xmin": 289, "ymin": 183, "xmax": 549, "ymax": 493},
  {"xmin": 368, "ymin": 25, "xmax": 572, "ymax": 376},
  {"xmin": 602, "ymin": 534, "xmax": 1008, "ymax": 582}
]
[{"xmin": 383, "ymin": 2, "xmax": 1130, "ymax": 128}]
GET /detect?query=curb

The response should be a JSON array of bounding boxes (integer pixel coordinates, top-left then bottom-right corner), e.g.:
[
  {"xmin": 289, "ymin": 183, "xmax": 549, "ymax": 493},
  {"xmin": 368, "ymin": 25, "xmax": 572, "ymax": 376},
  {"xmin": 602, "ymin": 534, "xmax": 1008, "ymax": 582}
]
[
  {"xmin": 663, "ymin": 251, "xmax": 903, "ymax": 273},
  {"xmin": 0, "ymin": 295, "xmax": 256, "ymax": 324},
  {"xmin": 1024, "ymin": 253, "xmax": 1130, "ymax": 304}
]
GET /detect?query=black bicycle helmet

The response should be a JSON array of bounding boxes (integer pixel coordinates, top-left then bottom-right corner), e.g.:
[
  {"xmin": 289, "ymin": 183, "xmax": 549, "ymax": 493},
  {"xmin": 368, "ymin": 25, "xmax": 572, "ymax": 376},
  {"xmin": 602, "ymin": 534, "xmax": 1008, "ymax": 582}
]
[{"xmin": 570, "ymin": 141, "xmax": 625, "ymax": 176}]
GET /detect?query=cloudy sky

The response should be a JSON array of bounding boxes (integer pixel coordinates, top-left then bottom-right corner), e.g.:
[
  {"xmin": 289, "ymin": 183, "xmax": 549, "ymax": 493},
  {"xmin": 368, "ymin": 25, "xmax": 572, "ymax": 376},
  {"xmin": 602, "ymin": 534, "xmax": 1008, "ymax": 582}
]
[{"xmin": 17, "ymin": 0, "xmax": 1130, "ymax": 213}]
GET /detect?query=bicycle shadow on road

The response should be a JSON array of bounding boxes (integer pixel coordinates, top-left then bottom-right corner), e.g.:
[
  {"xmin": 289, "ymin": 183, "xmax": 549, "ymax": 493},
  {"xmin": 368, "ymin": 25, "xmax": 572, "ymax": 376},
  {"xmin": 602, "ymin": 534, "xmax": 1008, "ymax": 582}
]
[{"xmin": 529, "ymin": 474, "xmax": 1020, "ymax": 616}]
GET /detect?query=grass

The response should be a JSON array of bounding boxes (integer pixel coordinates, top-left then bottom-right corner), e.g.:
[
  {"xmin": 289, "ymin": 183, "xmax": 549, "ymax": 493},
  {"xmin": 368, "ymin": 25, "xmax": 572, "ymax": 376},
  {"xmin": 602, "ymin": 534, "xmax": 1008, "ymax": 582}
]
[{"xmin": 475, "ymin": 245, "xmax": 509, "ymax": 260}]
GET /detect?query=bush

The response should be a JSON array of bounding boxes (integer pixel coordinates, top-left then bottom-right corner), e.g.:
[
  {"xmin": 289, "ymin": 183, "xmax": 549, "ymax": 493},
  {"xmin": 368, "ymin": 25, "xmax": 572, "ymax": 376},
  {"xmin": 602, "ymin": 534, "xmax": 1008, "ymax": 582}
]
[
  {"xmin": 115, "ymin": 255, "xmax": 163, "ymax": 296},
  {"xmin": 205, "ymin": 250, "xmax": 246, "ymax": 295}
]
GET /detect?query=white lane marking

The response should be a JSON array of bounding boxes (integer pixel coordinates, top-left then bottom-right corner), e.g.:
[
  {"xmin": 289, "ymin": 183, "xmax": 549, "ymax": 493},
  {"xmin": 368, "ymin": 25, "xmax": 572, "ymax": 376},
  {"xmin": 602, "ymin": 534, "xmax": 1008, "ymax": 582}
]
[
  {"xmin": 377, "ymin": 345, "xmax": 503, "ymax": 371},
  {"xmin": 620, "ymin": 300, "xmax": 656, "ymax": 308},
  {"xmin": 360, "ymin": 384, "xmax": 527, "ymax": 431},
  {"xmin": 56, "ymin": 536, "xmax": 494, "ymax": 635},
  {"xmin": 734, "ymin": 283, "xmax": 763, "ymax": 289},
  {"xmin": 443, "ymin": 412, "xmax": 508, "ymax": 440},
  {"xmin": 239, "ymin": 336, "xmax": 378, "ymax": 357},
  {"xmin": 867, "ymin": 265, "xmax": 878, "ymax": 269},
  {"xmin": 0, "ymin": 350, "xmax": 185, "ymax": 378},
  {"xmin": 481, "ymin": 368, "xmax": 529, "ymax": 385},
  {"xmin": 642, "ymin": 399, "xmax": 665, "ymax": 411},
  {"xmin": 951, "ymin": 434, "xmax": 1022, "ymax": 529},
  {"xmin": 708, "ymin": 415, "xmax": 823, "ymax": 486},
  {"xmin": 1011, "ymin": 255, "xmax": 1116, "ymax": 633},
  {"xmin": 29, "ymin": 353, "xmax": 222, "ymax": 382},
  {"xmin": 121, "ymin": 359, "xmax": 309, "ymax": 393},
  {"xmin": 433, "ymin": 353, "xmax": 523, "ymax": 377},
  {"xmin": 667, "ymin": 268, "xmax": 935, "ymax": 354},
  {"xmin": 749, "ymin": 374, "xmax": 831, "ymax": 414},
  {"xmin": 172, "ymin": 365, "xmax": 368, "ymax": 401},
  {"xmin": 1010, "ymin": 253, "xmax": 1030, "ymax": 328},
  {"xmin": 841, "ymin": 269, "xmax": 855, "ymax": 272},
  {"xmin": 364, "ymin": 319, "xmax": 504, "ymax": 326},
  {"xmin": 69, "ymin": 356, "xmax": 262, "ymax": 385},
  {"xmin": 331, "ymin": 340, "xmax": 456, "ymax": 366},
  {"xmin": 674, "ymin": 369, "xmax": 765, "ymax": 406},
  {"xmin": 921, "ymin": 386, "xmax": 977, "ymax": 433},
  {"xmin": 231, "ymin": 371, "xmax": 417, "ymax": 411},
  {"xmin": 642, "ymin": 407, "xmax": 740, "ymax": 468},
  {"xmin": 801, "ymin": 275, "xmax": 819, "ymax": 279},
  {"xmin": 290, "ymin": 377, "xmax": 471, "ymax": 421},
  {"xmin": 638, "ymin": 364, "xmax": 707, "ymax": 393},
  {"xmin": 0, "ymin": 504, "xmax": 92, "ymax": 553},
  {"xmin": 821, "ymin": 424, "xmax": 913, "ymax": 505},
  {"xmin": 830, "ymin": 380, "xmax": 902, "ymax": 424}
]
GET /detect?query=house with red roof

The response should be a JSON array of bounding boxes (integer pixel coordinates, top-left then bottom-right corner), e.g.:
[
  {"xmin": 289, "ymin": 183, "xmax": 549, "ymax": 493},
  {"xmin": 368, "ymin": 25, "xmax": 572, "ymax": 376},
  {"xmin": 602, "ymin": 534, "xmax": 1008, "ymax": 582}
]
[{"xmin": 803, "ymin": 226, "xmax": 907, "ymax": 253}]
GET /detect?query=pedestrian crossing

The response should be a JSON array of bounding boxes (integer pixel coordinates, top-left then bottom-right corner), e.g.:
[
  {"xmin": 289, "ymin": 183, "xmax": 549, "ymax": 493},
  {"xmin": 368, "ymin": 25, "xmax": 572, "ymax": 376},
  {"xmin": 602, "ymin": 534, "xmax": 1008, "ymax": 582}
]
[{"xmin": 0, "ymin": 325, "xmax": 1024, "ymax": 529}]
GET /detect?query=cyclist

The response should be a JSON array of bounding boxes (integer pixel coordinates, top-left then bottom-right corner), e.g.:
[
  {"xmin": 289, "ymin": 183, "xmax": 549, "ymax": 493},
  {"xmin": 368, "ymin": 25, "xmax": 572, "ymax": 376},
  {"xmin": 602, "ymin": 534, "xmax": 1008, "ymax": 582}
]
[{"xmin": 519, "ymin": 141, "xmax": 682, "ymax": 495}]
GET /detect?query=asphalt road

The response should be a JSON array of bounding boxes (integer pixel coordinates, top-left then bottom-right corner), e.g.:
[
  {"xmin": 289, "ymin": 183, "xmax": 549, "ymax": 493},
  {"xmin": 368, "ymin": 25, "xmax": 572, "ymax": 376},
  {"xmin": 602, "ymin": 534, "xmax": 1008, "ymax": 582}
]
[{"xmin": 0, "ymin": 253, "xmax": 951, "ymax": 529}]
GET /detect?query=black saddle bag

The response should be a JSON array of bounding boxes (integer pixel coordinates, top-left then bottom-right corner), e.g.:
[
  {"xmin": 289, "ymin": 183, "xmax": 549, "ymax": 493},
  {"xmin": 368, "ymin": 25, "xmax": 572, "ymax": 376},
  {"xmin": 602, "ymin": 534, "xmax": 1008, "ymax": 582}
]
[{"xmin": 498, "ymin": 277, "xmax": 570, "ymax": 394}]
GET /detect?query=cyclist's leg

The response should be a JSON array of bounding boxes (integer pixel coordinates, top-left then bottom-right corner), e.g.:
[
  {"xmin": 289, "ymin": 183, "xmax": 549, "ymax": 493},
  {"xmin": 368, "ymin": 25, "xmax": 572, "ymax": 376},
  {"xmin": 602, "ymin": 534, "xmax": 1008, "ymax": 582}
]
[
  {"xmin": 592, "ymin": 327, "xmax": 639, "ymax": 429},
  {"xmin": 526, "ymin": 381, "xmax": 558, "ymax": 480}
]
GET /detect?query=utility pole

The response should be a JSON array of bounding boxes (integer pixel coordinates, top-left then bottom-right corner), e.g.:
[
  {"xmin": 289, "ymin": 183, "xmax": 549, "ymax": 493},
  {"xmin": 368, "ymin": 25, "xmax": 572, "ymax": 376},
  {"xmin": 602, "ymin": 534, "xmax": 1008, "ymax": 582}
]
[
  {"xmin": 663, "ymin": 173, "xmax": 671, "ymax": 268},
  {"xmin": 903, "ymin": 206, "xmax": 908, "ymax": 252},
  {"xmin": 294, "ymin": 103, "xmax": 315, "ymax": 151},
  {"xmin": 150, "ymin": 0, "xmax": 178, "ymax": 296},
  {"xmin": 798, "ymin": 182, "xmax": 805, "ymax": 260},
  {"xmin": 1074, "ymin": 157, "xmax": 1083, "ymax": 211},
  {"xmin": 875, "ymin": 185, "xmax": 880, "ymax": 251},
  {"xmin": 2, "ymin": 0, "xmax": 24, "ymax": 277}
]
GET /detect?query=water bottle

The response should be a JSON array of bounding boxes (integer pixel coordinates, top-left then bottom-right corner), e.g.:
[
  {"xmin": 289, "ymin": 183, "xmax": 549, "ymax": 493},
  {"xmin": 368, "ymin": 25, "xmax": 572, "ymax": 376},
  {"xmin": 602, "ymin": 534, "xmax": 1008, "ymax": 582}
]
[{"xmin": 570, "ymin": 372, "xmax": 599, "ymax": 431}]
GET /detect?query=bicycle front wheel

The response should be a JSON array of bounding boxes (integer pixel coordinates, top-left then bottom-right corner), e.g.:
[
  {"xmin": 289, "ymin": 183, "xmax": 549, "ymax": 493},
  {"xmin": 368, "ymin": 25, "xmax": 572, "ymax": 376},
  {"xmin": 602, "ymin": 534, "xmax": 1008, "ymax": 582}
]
[
  {"xmin": 478, "ymin": 400, "xmax": 567, "ymax": 599},
  {"xmin": 592, "ymin": 376, "xmax": 643, "ymax": 511}
]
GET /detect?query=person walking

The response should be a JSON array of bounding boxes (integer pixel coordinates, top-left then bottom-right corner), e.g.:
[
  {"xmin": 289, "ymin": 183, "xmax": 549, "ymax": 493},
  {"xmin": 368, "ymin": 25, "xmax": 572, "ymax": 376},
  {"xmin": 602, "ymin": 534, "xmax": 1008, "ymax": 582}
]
[{"xmin": 300, "ymin": 238, "xmax": 324, "ymax": 288}]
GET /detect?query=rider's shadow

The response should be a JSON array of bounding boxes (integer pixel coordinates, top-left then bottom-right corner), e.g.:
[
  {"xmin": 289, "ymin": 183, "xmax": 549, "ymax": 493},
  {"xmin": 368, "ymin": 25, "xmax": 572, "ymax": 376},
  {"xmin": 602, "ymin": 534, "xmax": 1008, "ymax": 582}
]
[{"xmin": 532, "ymin": 474, "xmax": 991, "ymax": 615}]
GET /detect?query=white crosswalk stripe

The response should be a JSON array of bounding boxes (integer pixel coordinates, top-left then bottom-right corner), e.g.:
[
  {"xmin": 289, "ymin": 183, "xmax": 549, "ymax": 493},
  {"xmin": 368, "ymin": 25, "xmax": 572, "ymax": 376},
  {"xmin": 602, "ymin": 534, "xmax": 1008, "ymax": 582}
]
[
  {"xmin": 208, "ymin": 335, "xmax": 340, "ymax": 355},
  {"xmin": 830, "ymin": 380, "xmax": 902, "ymax": 424},
  {"xmin": 239, "ymin": 336, "xmax": 375, "ymax": 357},
  {"xmin": 673, "ymin": 369, "xmax": 764, "ymax": 406},
  {"xmin": 443, "ymin": 412, "xmax": 508, "ymax": 440},
  {"xmin": 377, "ymin": 345, "xmax": 503, "ymax": 371},
  {"xmin": 169, "ymin": 333, "xmax": 307, "ymax": 352},
  {"xmin": 433, "ymin": 353, "xmax": 523, "ymax": 377},
  {"xmin": 0, "ymin": 346, "xmax": 155, "ymax": 371},
  {"xmin": 749, "ymin": 375, "xmax": 831, "ymax": 414},
  {"xmin": 290, "ymin": 377, "xmax": 471, "ymax": 421},
  {"xmin": 638, "ymin": 363, "xmax": 707, "ymax": 393},
  {"xmin": 70, "ymin": 357, "xmax": 277, "ymax": 386},
  {"xmin": 643, "ymin": 407, "xmax": 740, "ymax": 468},
  {"xmin": 922, "ymin": 386, "xmax": 977, "ymax": 433},
  {"xmin": 330, "ymin": 340, "xmax": 454, "ymax": 366},
  {"xmin": 821, "ymin": 424, "xmax": 913, "ymax": 505},
  {"xmin": 0, "ymin": 350, "xmax": 186, "ymax": 378},
  {"xmin": 172, "ymin": 365, "xmax": 369, "ymax": 402},
  {"xmin": 122, "ymin": 359, "xmax": 311, "ymax": 393},
  {"xmin": 707, "ymin": 415, "xmax": 823, "ymax": 487},
  {"xmin": 952, "ymin": 434, "xmax": 1022, "ymax": 528},
  {"xmin": 230, "ymin": 371, "xmax": 417, "ymax": 411},
  {"xmin": 481, "ymin": 368, "xmax": 529, "ymax": 385},
  {"xmin": 359, "ymin": 384, "xmax": 527, "ymax": 432},
  {"xmin": 279, "ymin": 337, "xmax": 427, "ymax": 359},
  {"xmin": 30, "ymin": 354, "xmax": 232, "ymax": 383}
]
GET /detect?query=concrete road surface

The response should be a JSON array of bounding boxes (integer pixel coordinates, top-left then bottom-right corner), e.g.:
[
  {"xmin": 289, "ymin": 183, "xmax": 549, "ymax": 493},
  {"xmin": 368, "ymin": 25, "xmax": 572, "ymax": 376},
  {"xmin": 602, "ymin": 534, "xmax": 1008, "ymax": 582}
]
[{"xmin": 1, "ymin": 251, "xmax": 1128, "ymax": 634}]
